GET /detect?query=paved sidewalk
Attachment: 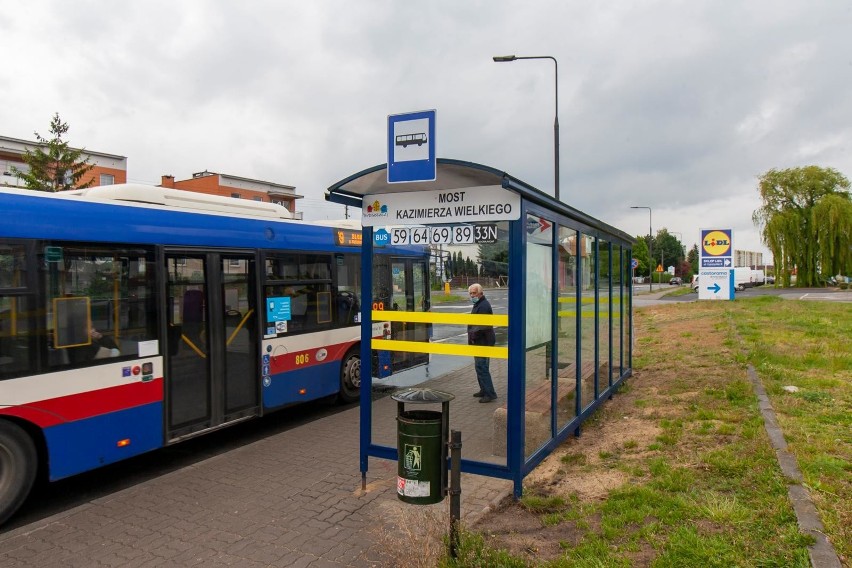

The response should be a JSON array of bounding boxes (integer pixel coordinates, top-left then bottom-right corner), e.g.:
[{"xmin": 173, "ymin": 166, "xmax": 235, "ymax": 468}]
[{"xmin": 0, "ymin": 363, "xmax": 512, "ymax": 568}]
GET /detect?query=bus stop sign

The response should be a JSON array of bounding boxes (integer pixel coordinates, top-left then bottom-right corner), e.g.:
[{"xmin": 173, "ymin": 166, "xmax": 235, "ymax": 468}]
[{"xmin": 388, "ymin": 110, "xmax": 436, "ymax": 184}]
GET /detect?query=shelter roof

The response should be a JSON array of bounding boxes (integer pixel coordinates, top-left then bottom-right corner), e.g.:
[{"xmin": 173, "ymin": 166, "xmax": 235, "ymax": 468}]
[{"xmin": 326, "ymin": 158, "xmax": 634, "ymax": 243}]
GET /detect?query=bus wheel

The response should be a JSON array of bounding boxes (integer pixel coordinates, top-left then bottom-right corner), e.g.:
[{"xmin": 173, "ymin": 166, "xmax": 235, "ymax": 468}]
[
  {"xmin": 0, "ymin": 421, "xmax": 37, "ymax": 526},
  {"xmin": 338, "ymin": 349, "xmax": 361, "ymax": 404}
]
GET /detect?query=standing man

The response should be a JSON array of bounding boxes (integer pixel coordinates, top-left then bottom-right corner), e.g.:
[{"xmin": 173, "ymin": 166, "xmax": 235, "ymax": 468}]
[{"xmin": 468, "ymin": 283, "xmax": 497, "ymax": 403}]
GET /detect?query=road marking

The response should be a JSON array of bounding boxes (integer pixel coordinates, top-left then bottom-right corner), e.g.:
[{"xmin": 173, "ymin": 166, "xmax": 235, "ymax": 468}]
[{"xmin": 799, "ymin": 293, "xmax": 809, "ymax": 300}]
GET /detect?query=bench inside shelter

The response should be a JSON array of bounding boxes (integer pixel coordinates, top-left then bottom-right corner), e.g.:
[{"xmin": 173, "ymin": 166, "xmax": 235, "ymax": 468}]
[{"xmin": 492, "ymin": 360, "xmax": 601, "ymax": 456}]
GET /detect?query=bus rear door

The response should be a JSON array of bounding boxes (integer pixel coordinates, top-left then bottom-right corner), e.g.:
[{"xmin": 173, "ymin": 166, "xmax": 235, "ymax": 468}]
[{"xmin": 164, "ymin": 251, "xmax": 259, "ymax": 441}]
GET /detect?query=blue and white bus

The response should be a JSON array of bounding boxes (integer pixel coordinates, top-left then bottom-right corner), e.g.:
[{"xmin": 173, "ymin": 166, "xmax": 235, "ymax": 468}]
[{"xmin": 0, "ymin": 184, "xmax": 430, "ymax": 524}]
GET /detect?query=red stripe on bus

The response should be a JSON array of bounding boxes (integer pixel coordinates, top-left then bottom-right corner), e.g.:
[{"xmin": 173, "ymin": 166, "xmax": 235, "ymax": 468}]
[
  {"xmin": 0, "ymin": 378, "xmax": 163, "ymax": 428},
  {"xmin": 269, "ymin": 342, "xmax": 354, "ymax": 374}
]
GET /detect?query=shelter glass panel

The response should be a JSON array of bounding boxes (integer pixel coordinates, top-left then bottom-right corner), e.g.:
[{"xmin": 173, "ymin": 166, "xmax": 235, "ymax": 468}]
[
  {"xmin": 598, "ymin": 239, "xmax": 611, "ymax": 394},
  {"xmin": 369, "ymin": 224, "xmax": 509, "ymax": 468},
  {"xmin": 557, "ymin": 225, "xmax": 578, "ymax": 431},
  {"xmin": 580, "ymin": 233, "xmax": 596, "ymax": 410},
  {"xmin": 621, "ymin": 249, "xmax": 633, "ymax": 374},
  {"xmin": 613, "ymin": 246, "xmax": 623, "ymax": 381},
  {"xmin": 525, "ymin": 213, "xmax": 553, "ymax": 459}
]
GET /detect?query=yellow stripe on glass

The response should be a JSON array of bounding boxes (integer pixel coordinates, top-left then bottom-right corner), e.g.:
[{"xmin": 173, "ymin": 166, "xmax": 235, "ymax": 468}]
[
  {"xmin": 558, "ymin": 297, "xmax": 621, "ymax": 305},
  {"xmin": 372, "ymin": 311, "xmax": 508, "ymax": 326},
  {"xmin": 373, "ymin": 339, "xmax": 508, "ymax": 359},
  {"xmin": 370, "ymin": 311, "xmax": 507, "ymax": 358}
]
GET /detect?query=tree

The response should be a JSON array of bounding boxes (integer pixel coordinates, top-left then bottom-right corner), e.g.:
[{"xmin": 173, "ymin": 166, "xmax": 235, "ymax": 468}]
[
  {"xmin": 687, "ymin": 244, "xmax": 699, "ymax": 275},
  {"xmin": 632, "ymin": 237, "xmax": 650, "ymax": 277},
  {"xmin": 478, "ymin": 242, "xmax": 508, "ymax": 278},
  {"xmin": 753, "ymin": 166, "xmax": 852, "ymax": 287},
  {"xmin": 654, "ymin": 229, "xmax": 685, "ymax": 271},
  {"xmin": 11, "ymin": 113, "xmax": 94, "ymax": 192}
]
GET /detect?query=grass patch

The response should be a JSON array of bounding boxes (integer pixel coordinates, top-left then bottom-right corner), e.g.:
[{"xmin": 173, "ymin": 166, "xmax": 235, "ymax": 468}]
[
  {"xmin": 430, "ymin": 293, "xmax": 466, "ymax": 304},
  {"xmin": 452, "ymin": 297, "xmax": 850, "ymax": 566}
]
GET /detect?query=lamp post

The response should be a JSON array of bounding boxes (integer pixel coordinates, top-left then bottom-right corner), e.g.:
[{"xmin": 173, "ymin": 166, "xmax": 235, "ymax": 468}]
[
  {"xmin": 493, "ymin": 54, "xmax": 560, "ymax": 201},
  {"xmin": 631, "ymin": 206, "xmax": 652, "ymax": 291}
]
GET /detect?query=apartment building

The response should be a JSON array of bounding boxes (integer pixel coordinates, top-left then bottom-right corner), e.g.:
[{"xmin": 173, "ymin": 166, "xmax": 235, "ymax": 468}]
[
  {"xmin": 0, "ymin": 135, "xmax": 127, "ymax": 188},
  {"xmin": 160, "ymin": 171, "xmax": 303, "ymax": 219},
  {"xmin": 1, "ymin": 134, "xmax": 304, "ymax": 218},
  {"xmin": 734, "ymin": 249, "xmax": 764, "ymax": 269}
]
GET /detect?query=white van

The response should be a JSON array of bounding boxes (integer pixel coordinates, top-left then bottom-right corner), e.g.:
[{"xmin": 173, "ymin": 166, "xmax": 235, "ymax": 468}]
[{"xmin": 734, "ymin": 267, "xmax": 753, "ymax": 291}]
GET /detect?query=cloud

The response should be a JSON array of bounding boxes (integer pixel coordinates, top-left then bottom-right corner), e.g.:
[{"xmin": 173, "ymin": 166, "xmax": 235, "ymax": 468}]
[{"xmin": 2, "ymin": 0, "xmax": 850, "ymax": 260}]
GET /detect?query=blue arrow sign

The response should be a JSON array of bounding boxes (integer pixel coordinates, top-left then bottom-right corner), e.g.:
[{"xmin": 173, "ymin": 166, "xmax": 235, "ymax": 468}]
[{"xmin": 707, "ymin": 283, "xmax": 721, "ymax": 293}]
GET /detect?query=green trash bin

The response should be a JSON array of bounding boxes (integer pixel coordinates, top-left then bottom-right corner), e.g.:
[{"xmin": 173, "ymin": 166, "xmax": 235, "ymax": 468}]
[{"xmin": 392, "ymin": 388, "xmax": 455, "ymax": 505}]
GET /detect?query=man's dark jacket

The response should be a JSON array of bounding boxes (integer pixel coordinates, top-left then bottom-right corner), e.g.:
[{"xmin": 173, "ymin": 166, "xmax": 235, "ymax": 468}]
[{"xmin": 468, "ymin": 296, "xmax": 496, "ymax": 347}]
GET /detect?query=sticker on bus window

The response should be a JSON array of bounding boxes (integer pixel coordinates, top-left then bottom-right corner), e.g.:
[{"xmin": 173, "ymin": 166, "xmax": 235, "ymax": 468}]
[
  {"xmin": 266, "ymin": 297, "xmax": 291, "ymax": 323},
  {"xmin": 138, "ymin": 340, "xmax": 158, "ymax": 357},
  {"xmin": 275, "ymin": 320, "xmax": 287, "ymax": 333}
]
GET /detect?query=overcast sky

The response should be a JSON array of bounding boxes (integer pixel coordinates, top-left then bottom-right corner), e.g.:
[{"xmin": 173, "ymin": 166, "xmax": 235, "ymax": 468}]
[{"xmin": 2, "ymin": 1, "xmax": 850, "ymax": 258}]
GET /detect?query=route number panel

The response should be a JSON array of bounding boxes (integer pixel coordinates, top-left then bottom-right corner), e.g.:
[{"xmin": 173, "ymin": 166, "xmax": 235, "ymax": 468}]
[{"xmin": 390, "ymin": 224, "xmax": 497, "ymax": 246}]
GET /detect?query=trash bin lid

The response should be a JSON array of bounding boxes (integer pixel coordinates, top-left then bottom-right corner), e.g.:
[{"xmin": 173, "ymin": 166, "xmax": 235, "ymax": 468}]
[{"xmin": 391, "ymin": 387, "xmax": 455, "ymax": 404}]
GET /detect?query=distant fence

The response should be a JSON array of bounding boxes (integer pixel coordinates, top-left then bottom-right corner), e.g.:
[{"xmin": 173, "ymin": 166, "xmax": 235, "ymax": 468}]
[{"xmin": 433, "ymin": 275, "xmax": 507, "ymax": 291}]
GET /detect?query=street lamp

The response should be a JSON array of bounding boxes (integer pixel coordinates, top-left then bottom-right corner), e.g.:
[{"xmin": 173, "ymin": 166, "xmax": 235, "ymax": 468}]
[
  {"xmin": 631, "ymin": 206, "xmax": 652, "ymax": 292},
  {"xmin": 493, "ymin": 54, "xmax": 560, "ymax": 201}
]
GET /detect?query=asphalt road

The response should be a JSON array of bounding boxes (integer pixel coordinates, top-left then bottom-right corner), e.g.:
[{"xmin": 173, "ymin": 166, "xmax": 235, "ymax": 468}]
[{"xmin": 635, "ymin": 284, "xmax": 852, "ymax": 306}]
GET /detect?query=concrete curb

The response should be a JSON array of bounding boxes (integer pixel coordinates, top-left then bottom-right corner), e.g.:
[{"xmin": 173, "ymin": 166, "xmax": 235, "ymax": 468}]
[{"xmin": 748, "ymin": 365, "xmax": 843, "ymax": 568}]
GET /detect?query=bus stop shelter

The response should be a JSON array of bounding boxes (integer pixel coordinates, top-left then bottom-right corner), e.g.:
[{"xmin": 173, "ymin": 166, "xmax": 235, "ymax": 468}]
[{"xmin": 326, "ymin": 158, "xmax": 635, "ymax": 497}]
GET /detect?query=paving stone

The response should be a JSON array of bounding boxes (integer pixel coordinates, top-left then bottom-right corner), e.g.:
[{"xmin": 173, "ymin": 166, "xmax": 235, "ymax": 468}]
[{"xmin": 0, "ymin": 362, "xmax": 515, "ymax": 567}]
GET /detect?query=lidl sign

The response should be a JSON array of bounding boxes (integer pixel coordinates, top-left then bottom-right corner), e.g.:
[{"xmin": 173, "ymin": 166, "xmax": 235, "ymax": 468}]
[
  {"xmin": 700, "ymin": 228, "xmax": 733, "ymax": 268},
  {"xmin": 702, "ymin": 230, "xmax": 732, "ymax": 256},
  {"xmin": 698, "ymin": 228, "xmax": 734, "ymax": 300}
]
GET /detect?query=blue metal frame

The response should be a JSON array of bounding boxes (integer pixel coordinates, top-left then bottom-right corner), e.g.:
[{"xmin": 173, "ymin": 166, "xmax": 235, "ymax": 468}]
[
  {"xmin": 360, "ymin": 226, "xmax": 374, "ymax": 477},
  {"xmin": 507, "ymin": 211, "xmax": 526, "ymax": 495}
]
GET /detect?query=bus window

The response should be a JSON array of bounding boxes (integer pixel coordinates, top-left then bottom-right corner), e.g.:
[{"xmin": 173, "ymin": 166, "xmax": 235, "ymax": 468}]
[
  {"xmin": 391, "ymin": 261, "xmax": 407, "ymax": 311},
  {"xmin": 0, "ymin": 244, "xmax": 32, "ymax": 380},
  {"xmin": 266, "ymin": 253, "xmax": 331, "ymax": 281},
  {"xmin": 335, "ymin": 254, "xmax": 361, "ymax": 325},
  {"xmin": 53, "ymin": 297, "xmax": 91, "ymax": 348},
  {"xmin": 264, "ymin": 253, "xmax": 333, "ymax": 336},
  {"xmin": 42, "ymin": 244, "xmax": 158, "ymax": 370}
]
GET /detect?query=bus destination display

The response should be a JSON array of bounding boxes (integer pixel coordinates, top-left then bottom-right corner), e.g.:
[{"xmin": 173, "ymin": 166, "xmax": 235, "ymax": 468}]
[{"xmin": 334, "ymin": 229, "xmax": 363, "ymax": 247}]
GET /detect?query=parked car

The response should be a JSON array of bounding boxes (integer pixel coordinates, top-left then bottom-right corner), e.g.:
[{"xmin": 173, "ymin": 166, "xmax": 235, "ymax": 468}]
[
  {"xmin": 691, "ymin": 276, "xmax": 699, "ymax": 291},
  {"xmin": 669, "ymin": 277, "xmax": 683, "ymax": 285}
]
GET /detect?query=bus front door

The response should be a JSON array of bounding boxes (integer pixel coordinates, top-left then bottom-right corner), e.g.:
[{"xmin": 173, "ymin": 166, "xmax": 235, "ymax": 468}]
[
  {"xmin": 385, "ymin": 257, "xmax": 430, "ymax": 373},
  {"xmin": 165, "ymin": 252, "xmax": 259, "ymax": 441}
]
